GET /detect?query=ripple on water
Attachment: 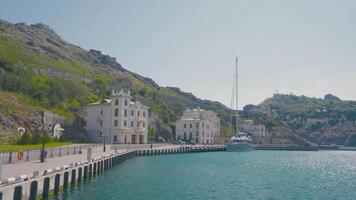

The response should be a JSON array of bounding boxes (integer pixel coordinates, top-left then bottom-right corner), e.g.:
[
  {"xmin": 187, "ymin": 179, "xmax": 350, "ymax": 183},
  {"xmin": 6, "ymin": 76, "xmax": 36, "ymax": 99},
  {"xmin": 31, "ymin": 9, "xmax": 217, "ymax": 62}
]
[{"xmin": 61, "ymin": 151, "xmax": 356, "ymax": 200}]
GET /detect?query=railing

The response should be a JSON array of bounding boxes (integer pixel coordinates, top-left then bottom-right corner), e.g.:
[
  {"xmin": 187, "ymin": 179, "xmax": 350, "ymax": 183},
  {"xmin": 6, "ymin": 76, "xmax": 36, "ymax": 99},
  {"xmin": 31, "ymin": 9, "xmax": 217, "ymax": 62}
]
[{"xmin": 0, "ymin": 144, "xmax": 103, "ymax": 164}]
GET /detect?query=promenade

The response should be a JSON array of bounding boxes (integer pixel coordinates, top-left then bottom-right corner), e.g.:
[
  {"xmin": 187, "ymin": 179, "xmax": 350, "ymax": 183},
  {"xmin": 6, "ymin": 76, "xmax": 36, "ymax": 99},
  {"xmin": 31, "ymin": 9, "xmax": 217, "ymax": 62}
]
[{"xmin": 1, "ymin": 144, "xmax": 179, "ymax": 179}]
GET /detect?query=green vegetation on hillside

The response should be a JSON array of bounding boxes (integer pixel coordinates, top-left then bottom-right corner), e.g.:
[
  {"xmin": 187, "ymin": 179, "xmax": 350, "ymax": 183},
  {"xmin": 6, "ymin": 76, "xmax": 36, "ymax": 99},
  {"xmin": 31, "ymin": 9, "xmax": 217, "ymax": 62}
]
[{"xmin": 0, "ymin": 20, "xmax": 231, "ymax": 143}]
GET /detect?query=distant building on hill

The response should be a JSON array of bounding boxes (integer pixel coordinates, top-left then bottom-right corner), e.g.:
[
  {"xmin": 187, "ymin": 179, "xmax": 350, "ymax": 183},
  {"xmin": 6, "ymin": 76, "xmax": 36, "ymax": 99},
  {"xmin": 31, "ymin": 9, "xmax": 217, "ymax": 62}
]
[
  {"xmin": 85, "ymin": 89, "xmax": 149, "ymax": 144},
  {"xmin": 175, "ymin": 108, "xmax": 220, "ymax": 144},
  {"xmin": 241, "ymin": 119, "xmax": 267, "ymax": 137}
]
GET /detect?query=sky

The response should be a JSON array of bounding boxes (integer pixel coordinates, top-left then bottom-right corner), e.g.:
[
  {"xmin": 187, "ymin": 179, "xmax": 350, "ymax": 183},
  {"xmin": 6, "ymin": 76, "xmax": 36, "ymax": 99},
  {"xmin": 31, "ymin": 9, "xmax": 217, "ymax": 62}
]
[{"xmin": 1, "ymin": 0, "xmax": 356, "ymax": 108}]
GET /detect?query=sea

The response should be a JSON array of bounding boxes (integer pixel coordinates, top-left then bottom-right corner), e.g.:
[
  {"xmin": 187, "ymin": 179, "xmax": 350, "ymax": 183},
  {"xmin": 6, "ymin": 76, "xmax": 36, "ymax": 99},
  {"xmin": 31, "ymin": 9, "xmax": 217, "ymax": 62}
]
[{"xmin": 59, "ymin": 150, "xmax": 356, "ymax": 200}]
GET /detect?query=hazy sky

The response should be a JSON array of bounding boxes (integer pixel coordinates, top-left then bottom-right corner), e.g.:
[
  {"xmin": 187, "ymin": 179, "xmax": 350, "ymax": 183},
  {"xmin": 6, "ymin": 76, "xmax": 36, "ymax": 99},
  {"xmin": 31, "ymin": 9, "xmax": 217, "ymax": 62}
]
[{"xmin": 1, "ymin": 0, "xmax": 356, "ymax": 108}]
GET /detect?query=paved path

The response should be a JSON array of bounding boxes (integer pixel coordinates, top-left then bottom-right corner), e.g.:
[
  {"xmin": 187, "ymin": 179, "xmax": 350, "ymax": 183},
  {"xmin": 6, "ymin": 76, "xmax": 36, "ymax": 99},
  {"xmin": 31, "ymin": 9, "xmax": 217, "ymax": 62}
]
[
  {"xmin": 1, "ymin": 145, "xmax": 122, "ymax": 179},
  {"xmin": 0, "ymin": 144, "xmax": 186, "ymax": 179}
]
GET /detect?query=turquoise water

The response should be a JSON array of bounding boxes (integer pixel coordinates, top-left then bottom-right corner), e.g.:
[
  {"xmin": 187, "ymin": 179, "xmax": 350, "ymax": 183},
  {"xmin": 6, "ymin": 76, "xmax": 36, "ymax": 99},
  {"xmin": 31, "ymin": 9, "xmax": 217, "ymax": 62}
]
[{"xmin": 61, "ymin": 151, "xmax": 356, "ymax": 200}]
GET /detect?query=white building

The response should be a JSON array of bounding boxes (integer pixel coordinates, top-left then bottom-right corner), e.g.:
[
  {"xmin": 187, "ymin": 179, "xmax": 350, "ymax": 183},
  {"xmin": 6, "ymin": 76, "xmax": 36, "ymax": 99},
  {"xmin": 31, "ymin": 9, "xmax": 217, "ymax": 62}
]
[
  {"xmin": 85, "ymin": 89, "xmax": 149, "ymax": 144},
  {"xmin": 175, "ymin": 108, "xmax": 220, "ymax": 144},
  {"xmin": 241, "ymin": 119, "xmax": 267, "ymax": 137}
]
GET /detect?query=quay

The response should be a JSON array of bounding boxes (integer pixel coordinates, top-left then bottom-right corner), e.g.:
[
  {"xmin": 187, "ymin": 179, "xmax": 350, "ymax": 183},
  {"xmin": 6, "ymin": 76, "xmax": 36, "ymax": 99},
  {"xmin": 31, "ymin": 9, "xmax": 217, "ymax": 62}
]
[
  {"xmin": 254, "ymin": 145, "xmax": 319, "ymax": 151},
  {"xmin": 0, "ymin": 144, "xmax": 225, "ymax": 199},
  {"xmin": 135, "ymin": 145, "xmax": 226, "ymax": 156}
]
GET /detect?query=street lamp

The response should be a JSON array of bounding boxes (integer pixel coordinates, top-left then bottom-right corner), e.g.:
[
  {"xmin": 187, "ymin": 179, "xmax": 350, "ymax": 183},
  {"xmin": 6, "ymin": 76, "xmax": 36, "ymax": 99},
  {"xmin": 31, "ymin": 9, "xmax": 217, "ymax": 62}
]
[
  {"xmin": 100, "ymin": 132, "xmax": 106, "ymax": 152},
  {"xmin": 149, "ymin": 126, "xmax": 155, "ymax": 149},
  {"xmin": 40, "ymin": 111, "xmax": 46, "ymax": 163}
]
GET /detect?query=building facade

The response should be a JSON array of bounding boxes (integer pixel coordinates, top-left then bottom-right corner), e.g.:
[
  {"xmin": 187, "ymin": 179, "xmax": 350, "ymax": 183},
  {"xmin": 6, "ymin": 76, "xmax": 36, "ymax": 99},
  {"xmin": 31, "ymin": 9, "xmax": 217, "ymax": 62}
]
[
  {"xmin": 85, "ymin": 89, "xmax": 149, "ymax": 144},
  {"xmin": 175, "ymin": 108, "xmax": 220, "ymax": 144},
  {"xmin": 241, "ymin": 119, "xmax": 267, "ymax": 137}
]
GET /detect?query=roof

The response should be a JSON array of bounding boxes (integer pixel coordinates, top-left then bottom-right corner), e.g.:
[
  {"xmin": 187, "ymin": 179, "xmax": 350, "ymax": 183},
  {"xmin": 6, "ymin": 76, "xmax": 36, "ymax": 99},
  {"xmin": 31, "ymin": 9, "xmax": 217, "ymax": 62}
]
[{"xmin": 87, "ymin": 99, "xmax": 111, "ymax": 106}]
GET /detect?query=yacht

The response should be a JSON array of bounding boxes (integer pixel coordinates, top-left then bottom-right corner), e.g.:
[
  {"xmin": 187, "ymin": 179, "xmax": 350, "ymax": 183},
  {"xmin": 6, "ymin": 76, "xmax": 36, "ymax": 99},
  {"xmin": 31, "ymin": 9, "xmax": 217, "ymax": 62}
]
[
  {"xmin": 227, "ymin": 132, "xmax": 254, "ymax": 152},
  {"xmin": 226, "ymin": 57, "xmax": 254, "ymax": 152}
]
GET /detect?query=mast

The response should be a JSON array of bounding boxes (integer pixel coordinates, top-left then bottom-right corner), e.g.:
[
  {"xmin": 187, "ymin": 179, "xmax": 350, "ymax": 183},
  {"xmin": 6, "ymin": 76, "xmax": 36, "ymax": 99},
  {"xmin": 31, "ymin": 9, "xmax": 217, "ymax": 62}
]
[
  {"xmin": 230, "ymin": 57, "xmax": 239, "ymax": 136},
  {"xmin": 235, "ymin": 57, "xmax": 239, "ymax": 135}
]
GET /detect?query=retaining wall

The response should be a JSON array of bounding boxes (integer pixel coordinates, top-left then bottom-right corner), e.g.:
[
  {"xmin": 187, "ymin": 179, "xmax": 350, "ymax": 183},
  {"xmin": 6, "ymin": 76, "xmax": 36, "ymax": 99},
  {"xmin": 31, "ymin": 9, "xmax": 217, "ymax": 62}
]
[{"xmin": 0, "ymin": 151, "xmax": 135, "ymax": 200}]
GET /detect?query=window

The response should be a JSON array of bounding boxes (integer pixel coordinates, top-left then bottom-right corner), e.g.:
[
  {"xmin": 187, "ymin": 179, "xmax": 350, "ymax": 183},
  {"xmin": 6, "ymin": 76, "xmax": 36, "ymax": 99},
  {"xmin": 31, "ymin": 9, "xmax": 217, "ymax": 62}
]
[
  {"xmin": 184, "ymin": 124, "xmax": 186, "ymax": 128},
  {"xmin": 196, "ymin": 132, "xmax": 198, "ymax": 137},
  {"xmin": 189, "ymin": 124, "xmax": 192, "ymax": 128},
  {"xmin": 115, "ymin": 99, "xmax": 118, "ymax": 105},
  {"xmin": 131, "ymin": 121, "xmax": 134, "ymax": 127},
  {"xmin": 137, "ymin": 122, "xmax": 140, "ymax": 127},
  {"xmin": 124, "ymin": 120, "xmax": 127, "ymax": 127},
  {"xmin": 143, "ymin": 122, "xmax": 145, "ymax": 127},
  {"xmin": 114, "ymin": 120, "xmax": 118, "ymax": 127},
  {"xmin": 143, "ymin": 112, "xmax": 146, "ymax": 117},
  {"xmin": 184, "ymin": 132, "xmax": 186, "ymax": 140},
  {"xmin": 125, "ymin": 100, "xmax": 128, "ymax": 106},
  {"xmin": 189, "ymin": 132, "xmax": 192, "ymax": 140},
  {"xmin": 131, "ymin": 110, "xmax": 134, "ymax": 116},
  {"xmin": 124, "ymin": 109, "xmax": 127, "ymax": 117},
  {"xmin": 137, "ymin": 111, "xmax": 140, "ymax": 117},
  {"xmin": 114, "ymin": 108, "xmax": 118, "ymax": 117},
  {"xmin": 178, "ymin": 135, "xmax": 180, "ymax": 140},
  {"xmin": 113, "ymin": 135, "xmax": 117, "ymax": 142},
  {"xmin": 196, "ymin": 123, "xmax": 199, "ymax": 128},
  {"xmin": 100, "ymin": 121, "xmax": 103, "ymax": 126},
  {"xmin": 100, "ymin": 110, "xmax": 103, "ymax": 115}
]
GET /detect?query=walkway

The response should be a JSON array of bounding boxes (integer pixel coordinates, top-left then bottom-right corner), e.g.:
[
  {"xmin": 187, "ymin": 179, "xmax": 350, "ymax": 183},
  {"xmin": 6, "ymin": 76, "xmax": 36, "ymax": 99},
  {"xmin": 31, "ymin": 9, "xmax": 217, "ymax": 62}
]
[{"xmin": 0, "ymin": 144, "xmax": 185, "ymax": 179}]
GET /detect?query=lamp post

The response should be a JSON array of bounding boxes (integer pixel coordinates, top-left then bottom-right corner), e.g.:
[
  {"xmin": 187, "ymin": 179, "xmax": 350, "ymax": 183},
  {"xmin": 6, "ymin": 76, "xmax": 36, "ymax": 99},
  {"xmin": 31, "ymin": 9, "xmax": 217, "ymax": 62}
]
[
  {"xmin": 103, "ymin": 135, "xmax": 106, "ymax": 152},
  {"xmin": 100, "ymin": 132, "xmax": 106, "ymax": 152},
  {"xmin": 40, "ymin": 111, "xmax": 46, "ymax": 163},
  {"xmin": 148, "ymin": 126, "xmax": 155, "ymax": 149},
  {"xmin": 0, "ymin": 153, "xmax": 2, "ymax": 179}
]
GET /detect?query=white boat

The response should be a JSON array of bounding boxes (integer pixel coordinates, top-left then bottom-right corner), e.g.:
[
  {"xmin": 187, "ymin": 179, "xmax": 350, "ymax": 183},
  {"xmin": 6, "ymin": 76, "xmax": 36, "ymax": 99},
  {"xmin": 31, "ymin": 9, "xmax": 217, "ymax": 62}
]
[
  {"xmin": 226, "ymin": 133, "xmax": 254, "ymax": 152},
  {"xmin": 226, "ymin": 57, "xmax": 254, "ymax": 152}
]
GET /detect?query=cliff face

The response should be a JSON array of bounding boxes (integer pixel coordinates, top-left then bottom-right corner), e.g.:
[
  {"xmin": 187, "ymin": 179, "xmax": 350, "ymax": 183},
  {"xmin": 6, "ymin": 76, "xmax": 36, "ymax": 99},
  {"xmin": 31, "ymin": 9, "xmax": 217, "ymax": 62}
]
[{"xmin": 0, "ymin": 19, "xmax": 231, "ymax": 142}]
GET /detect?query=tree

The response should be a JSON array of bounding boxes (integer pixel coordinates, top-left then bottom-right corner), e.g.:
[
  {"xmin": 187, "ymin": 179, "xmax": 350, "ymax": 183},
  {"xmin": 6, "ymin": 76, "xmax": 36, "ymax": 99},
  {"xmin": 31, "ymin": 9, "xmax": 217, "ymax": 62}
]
[{"xmin": 148, "ymin": 126, "xmax": 155, "ymax": 141}]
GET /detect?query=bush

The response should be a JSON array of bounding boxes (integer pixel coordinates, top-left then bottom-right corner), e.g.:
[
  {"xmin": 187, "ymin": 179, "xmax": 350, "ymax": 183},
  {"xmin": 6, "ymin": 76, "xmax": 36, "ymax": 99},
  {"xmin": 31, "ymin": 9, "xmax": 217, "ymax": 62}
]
[
  {"xmin": 59, "ymin": 135, "xmax": 66, "ymax": 143},
  {"xmin": 44, "ymin": 134, "xmax": 53, "ymax": 143},
  {"xmin": 31, "ymin": 131, "xmax": 41, "ymax": 144},
  {"xmin": 17, "ymin": 132, "xmax": 32, "ymax": 145}
]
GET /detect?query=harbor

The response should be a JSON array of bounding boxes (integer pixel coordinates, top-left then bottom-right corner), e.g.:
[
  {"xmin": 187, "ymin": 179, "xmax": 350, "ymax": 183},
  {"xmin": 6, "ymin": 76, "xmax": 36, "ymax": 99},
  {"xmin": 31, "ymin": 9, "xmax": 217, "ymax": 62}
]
[
  {"xmin": 2, "ymin": 142, "xmax": 356, "ymax": 199},
  {"xmin": 15, "ymin": 150, "xmax": 355, "ymax": 200},
  {"xmin": 0, "ymin": 144, "xmax": 225, "ymax": 199}
]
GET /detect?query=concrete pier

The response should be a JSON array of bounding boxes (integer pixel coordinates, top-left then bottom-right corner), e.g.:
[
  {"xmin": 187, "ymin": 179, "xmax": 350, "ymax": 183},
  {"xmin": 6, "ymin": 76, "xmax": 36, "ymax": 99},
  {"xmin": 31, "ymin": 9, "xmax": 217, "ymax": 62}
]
[
  {"xmin": 0, "ymin": 151, "xmax": 136, "ymax": 200},
  {"xmin": 254, "ymin": 145, "xmax": 318, "ymax": 151},
  {"xmin": 136, "ymin": 145, "xmax": 226, "ymax": 156},
  {"xmin": 0, "ymin": 144, "xmax": 226, "ymax": 199}
]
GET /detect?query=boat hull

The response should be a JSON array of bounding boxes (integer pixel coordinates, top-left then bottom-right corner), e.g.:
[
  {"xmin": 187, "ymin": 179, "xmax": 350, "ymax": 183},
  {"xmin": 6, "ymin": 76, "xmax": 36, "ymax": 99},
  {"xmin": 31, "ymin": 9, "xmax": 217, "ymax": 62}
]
[{"xmin": 226, "ymin": 142, "xmax": 254, "ymax": 152}]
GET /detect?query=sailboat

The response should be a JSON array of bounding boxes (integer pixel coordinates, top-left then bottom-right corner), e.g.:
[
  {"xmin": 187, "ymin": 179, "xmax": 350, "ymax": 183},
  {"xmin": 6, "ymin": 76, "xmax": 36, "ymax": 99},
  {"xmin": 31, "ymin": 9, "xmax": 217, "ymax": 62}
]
[{"xmin": 226, "ymin": 57, "xmax": 254, "ymax": 152}]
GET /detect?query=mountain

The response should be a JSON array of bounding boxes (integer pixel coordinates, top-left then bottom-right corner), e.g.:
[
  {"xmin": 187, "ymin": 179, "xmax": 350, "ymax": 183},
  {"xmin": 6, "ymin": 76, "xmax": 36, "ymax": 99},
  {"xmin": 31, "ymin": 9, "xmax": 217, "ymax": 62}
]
[
  {"xmin": 0, "ymin": 19, "xmax": 231, "ymax": 143},
  {"xmin": 1, "ymin": 19, "xmax": 355, "ymax": 146},
  {"xmin": 243, "ymin": 93, "xmax": 356, "ymax": 146}
]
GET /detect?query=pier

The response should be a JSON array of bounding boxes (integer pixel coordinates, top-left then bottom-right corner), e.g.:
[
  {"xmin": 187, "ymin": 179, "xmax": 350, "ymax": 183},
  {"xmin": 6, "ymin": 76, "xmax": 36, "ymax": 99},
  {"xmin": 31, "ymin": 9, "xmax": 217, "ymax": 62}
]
[
  {"xmin": 0, "ymin": 150, "xmax": 136, "ymax": 200},
  {"xmin": 0, "ymin": 144, "xmax": 226, "ymax": 199},
  {"xmin": 135, "ymin": 145, "xmax": 226, "ymax": 156},
  {"xmin": 254, "ymin": 145, "xmax": 319, "ymax": 151}
]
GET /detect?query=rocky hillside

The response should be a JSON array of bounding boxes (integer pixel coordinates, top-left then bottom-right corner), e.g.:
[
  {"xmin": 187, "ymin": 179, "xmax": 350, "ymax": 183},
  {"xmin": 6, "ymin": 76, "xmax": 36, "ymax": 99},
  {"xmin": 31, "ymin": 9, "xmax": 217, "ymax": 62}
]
[
  {"xmin": 1, "ymin": 19, "xmax": 355, "ymax": 146},
  {"xmin": 243, "ymin": 94, "xmax": 356, "ymax": 146},
  {"xmin": 0, "ymin": 19, "xmax": 231, "ymax": 142}
]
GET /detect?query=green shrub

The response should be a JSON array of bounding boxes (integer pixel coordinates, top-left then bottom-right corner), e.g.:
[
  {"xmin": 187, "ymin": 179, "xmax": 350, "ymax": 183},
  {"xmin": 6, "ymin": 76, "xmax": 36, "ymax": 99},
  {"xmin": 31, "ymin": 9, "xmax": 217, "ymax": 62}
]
[{"xmin": 17, "ymin": 132, "xmax": 32, "ymax": 145}]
